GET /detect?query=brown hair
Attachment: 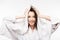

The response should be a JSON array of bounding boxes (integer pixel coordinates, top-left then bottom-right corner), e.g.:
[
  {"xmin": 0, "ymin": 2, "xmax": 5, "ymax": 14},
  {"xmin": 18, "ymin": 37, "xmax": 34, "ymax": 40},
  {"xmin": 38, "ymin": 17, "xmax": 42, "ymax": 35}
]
[{"xmin": 28, "ymin": 6, "xmax": 38, "ymax": 29}]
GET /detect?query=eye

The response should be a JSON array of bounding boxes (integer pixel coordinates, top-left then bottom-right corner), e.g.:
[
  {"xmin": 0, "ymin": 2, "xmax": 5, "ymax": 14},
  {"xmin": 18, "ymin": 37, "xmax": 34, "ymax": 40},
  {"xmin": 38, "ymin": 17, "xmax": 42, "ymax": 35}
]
[
  {"xmin": 28, "ymin": 16, "xmax": 35, "ymax": 18},
  {"xmin": 33, "ymin": 16, "xmax": 35, "ymax": 18},
  {"xmin": 28, "ymin": 16, "xmax": 30, "ymax": 18}
]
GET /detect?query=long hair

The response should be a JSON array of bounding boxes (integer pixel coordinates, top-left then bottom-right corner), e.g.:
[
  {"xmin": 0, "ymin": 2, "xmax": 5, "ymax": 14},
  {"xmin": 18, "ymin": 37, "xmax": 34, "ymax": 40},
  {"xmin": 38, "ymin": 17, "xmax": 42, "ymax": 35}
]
[{"xmin": 28, "ymin": 6, "xmax": 38, "ymax": 29}]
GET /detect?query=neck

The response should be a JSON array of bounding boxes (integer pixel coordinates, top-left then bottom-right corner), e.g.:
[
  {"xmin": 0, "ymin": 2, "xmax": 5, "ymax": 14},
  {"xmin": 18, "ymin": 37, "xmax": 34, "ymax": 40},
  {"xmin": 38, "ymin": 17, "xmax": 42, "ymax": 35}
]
[{"xmin": 30, "ymin": 25, "xmax": 35, "ymax": 30}]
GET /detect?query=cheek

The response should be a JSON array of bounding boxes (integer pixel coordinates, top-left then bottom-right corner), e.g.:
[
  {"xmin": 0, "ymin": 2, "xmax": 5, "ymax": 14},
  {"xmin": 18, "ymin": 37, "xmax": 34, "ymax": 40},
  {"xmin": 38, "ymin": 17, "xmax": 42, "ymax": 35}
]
[{"xmin": 28, "ymin": 18, "xmax": 36, "ymax": 22}]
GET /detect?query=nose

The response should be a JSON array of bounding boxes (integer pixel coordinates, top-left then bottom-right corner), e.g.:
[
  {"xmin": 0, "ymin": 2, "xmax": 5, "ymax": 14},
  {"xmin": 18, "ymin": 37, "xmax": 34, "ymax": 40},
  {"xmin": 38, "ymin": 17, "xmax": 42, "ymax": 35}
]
[{"xmin": 29, "ymin": 17, "xmax": 35, "ymax": 21}]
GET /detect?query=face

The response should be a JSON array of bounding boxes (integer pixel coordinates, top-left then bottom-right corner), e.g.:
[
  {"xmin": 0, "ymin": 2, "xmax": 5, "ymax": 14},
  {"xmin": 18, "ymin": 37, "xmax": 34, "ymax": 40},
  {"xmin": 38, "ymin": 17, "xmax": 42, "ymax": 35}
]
[{"xmin": 28, "ymin": 11, "xmax": 36, "ymax": 26}]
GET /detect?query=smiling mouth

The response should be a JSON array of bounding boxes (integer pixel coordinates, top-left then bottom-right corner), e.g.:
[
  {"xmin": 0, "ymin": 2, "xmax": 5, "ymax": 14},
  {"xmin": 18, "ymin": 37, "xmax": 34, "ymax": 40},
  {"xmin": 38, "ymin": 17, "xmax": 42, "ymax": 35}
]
[{"xmin": 30, "ymin": 21, "xmax": 34, "ymax": 22}]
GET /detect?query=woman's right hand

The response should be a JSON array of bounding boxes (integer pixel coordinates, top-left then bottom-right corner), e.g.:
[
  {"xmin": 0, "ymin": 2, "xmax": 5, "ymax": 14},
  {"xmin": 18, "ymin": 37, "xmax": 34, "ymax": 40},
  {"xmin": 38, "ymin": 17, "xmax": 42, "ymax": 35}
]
[{"xmin": 15, "ymin": 6, "xmax": 30, "ymax": 19}]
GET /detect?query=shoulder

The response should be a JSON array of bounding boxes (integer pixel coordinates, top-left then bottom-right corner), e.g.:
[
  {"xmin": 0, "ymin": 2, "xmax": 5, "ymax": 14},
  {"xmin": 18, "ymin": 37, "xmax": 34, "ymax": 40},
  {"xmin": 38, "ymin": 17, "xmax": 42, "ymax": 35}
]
[
  {"xmin": 2, "ymin": 17, "xmax": 25, "ymax": 24},
  {"xmin": 40, "ymin": 18, "xmax": 51, "ymax": 24},
  {"xmin": 38, "ymin": 18, "xmax": 52, "ymax": 29}
]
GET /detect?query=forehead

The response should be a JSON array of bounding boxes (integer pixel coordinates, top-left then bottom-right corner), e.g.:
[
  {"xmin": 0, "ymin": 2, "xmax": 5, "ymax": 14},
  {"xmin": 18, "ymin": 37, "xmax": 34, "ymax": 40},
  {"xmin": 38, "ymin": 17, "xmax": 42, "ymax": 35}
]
[{"xmin": 28, "ymin": 11, "xmax": 35, "ymax": 16}]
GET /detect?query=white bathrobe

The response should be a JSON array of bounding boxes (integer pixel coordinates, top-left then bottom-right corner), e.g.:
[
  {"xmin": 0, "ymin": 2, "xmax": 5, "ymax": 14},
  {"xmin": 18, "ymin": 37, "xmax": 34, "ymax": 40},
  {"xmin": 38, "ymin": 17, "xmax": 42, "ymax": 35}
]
[
  {"xmin": 0, "ymin": 35, "xmax": 12, "ymax": 40},
  {"xmin": 0, "ymin": 17, "xmax": 60, "ymax": 40}
]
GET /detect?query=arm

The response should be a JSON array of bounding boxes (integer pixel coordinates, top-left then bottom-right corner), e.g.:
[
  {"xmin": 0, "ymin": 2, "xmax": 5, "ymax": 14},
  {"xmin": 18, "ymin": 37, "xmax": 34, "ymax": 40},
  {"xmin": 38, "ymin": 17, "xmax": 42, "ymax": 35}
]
[
  {"xmin": 31, "ymin": 6, "xmax": 51, "ymax": 21},
  {"xmin": 42, "ymin": 16, "xmax": 60, "ymax": 34},
  {"xmin": 39, "ymin": 15, "xmax": 51, "ymax": 21},
  {"xmin": 16, "ymin": 15, "xmax": 51, "ymax": 21},
  {"xmin": 51, "ymin": 17, "xmax": 60, "ymax": 34},
  {"xmin": 15, "ymin": 16, "xmax": 25, "ymax": 19},
  {"xmin": 16, "ymin": 6, "xmax": 51, "ymax": 21},
  {"xmin": 39, "ymin": 15, "xmax": 60, "ymax": 34},
  {"xmin": 51, "ymin": 23, "xmax": 60, "ymax": 33},
  {"xmin": 15, "ymin": 7, "xmax": 30, "ymax": 19}
]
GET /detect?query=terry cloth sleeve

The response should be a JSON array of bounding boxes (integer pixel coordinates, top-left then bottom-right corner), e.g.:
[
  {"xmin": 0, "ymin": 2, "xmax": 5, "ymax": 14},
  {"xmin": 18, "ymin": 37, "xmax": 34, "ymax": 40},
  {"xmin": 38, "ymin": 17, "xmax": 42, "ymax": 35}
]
[
  {"xmin": 0, "ymin": 17, "xmax": 28, "ymax": 39},
  {"xmin": 0, "ymin": 17, "xmax": 20, "ymax": 40},
  {"xmin": 51, "ymin": 17, "xmax": 60, "ymax": 34}
]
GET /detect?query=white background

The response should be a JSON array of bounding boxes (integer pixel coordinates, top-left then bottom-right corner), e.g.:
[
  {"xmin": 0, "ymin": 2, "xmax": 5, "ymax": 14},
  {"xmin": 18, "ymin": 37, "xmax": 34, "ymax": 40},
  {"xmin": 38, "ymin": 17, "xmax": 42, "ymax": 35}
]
[{"xmin": 0, "ymin": 0, "xmax": 60, "ymax": 40}]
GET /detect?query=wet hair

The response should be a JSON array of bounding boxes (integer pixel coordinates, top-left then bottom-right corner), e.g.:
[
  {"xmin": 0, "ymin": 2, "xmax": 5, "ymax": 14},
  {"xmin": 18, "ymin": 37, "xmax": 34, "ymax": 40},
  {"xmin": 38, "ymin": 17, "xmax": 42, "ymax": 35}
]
[{"xmin": 28, "ymin": 6, "xmax": 38, "ymax": 29}]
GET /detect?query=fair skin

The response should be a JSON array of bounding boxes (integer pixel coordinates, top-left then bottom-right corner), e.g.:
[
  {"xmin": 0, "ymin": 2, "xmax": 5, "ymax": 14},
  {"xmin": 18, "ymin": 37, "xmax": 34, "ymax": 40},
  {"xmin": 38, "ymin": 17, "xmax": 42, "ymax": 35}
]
[
  {"xmin": 16, "ymin": 12, "xmax": 51, "ymax": 31},
  {"xmin": 15, "ymin": 6, "xmax": 51, "ymax": 30},
  {"xmin": 28, "ymin": 11, "xmax": 36, "ymax": 30},
  {"xmin": 16, "ymin": 7, "xmax": 51, "ymax": 21},
  {"xmin": 15, "ymin": 13, "xmax": 59, "ymax": 33},
  {"xmin": 16, "ymin": 14, "xmax": 51, "ymax": 21},
  {"xmin": 16, "ymin": 6, "xmax": 59, "ymax": 33},
  {"xmin": 16, "ymin": 11, "xmax": 37, "ymax": 31}
]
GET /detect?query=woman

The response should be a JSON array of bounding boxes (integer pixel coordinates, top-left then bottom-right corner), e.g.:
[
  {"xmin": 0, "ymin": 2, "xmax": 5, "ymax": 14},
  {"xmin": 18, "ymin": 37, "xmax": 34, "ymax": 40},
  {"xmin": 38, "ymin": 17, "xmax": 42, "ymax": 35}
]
[{"xmin": 0, "ymin": 6, "xmax": 60, "ymax": 40}]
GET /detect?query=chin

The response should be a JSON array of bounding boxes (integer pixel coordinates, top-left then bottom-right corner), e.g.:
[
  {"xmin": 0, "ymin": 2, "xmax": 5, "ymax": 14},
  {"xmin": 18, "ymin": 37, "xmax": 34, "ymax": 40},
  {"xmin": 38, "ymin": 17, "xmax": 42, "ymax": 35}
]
[{"xmin": 29, "ymin": 23, "xmax": 34, "ymax": 26}]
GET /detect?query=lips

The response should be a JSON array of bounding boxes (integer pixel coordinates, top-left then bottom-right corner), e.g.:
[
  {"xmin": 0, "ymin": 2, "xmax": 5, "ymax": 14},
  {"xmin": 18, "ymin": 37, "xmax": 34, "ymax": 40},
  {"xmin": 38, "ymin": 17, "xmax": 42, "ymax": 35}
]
[
  {"xmin": 29, "ymin": 21, "xmax": 35, "ymax": 23},
  {"xmin": 29, "ymin": 21, "xmax": 35, "ymax": 24}
]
